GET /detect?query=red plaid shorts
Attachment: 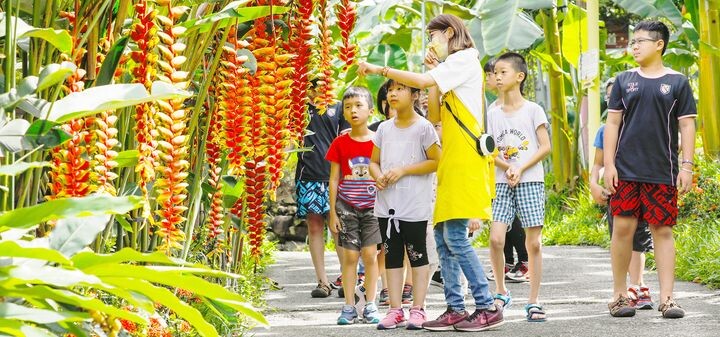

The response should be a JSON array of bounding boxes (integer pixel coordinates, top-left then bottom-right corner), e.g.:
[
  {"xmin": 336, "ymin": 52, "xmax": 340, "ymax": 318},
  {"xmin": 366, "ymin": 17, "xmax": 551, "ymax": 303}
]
[{"xmin": 609, "ymin": 180, "xmax": 678, "ymax": 226}]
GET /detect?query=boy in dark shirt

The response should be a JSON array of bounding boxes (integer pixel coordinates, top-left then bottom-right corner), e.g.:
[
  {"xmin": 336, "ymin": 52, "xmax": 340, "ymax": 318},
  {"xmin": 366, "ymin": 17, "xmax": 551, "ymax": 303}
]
[{"xmin": 604, "ymin": 20, "xmax": 696, "ymax": 319}]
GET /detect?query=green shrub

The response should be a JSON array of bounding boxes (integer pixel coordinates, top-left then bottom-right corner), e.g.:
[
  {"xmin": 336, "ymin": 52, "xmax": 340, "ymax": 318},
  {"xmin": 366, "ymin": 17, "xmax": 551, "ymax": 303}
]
[
  {"xmin": 543, "ymin": 184, "xmax": 609, "ymax": 247},
  {"xmin": 674, "ymin": 156, "xmax": 720, "ymax": 288}
]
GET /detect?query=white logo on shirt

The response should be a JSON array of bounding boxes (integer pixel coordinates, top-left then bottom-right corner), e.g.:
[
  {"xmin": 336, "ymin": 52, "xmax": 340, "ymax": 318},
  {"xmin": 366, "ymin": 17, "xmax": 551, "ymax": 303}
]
[
  {"xmin": 660, "ymin": 84, "xmax": 671, "ymax": 95},
  {"xmin": 626, "ymin": 82, "xmax": 639, "ymax": 93}
]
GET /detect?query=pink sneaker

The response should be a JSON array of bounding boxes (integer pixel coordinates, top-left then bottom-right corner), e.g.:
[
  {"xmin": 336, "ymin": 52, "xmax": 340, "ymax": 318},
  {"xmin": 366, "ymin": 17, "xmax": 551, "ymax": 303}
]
[
  {"xmin": 406, "ymin": 306, "xmax": 427, "ymax": 330},
  {"xmin": 422, "ymin": 307, "xmax": 468, "ymax": 331},
  {"xmin": 377, "ymin": 308, "xmax": 405, "ymax": 330}
]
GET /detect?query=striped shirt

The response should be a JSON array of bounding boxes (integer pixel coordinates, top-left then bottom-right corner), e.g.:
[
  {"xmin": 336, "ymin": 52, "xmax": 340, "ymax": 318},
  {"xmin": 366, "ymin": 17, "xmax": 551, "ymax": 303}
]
[{"xmin": 338, "ymin": 180, "xmax": 375, "ymax": 209}]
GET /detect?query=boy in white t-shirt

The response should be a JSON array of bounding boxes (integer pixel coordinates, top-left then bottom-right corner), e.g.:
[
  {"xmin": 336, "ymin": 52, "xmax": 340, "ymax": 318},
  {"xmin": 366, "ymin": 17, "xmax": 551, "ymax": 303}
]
[{"xmin": 486, "ymin": 52, "xmax": 551, "ymax": 322}]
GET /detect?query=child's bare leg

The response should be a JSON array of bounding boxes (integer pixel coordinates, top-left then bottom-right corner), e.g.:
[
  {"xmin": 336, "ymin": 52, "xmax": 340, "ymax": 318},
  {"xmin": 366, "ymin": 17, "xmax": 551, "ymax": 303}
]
[
  {"xmin": 629, "ymin": 251, "xmax": 646, "ymax": 287},
  {"xmin": 386, "ymin": 268, "xmax": 404, "ymax": 308},
  {"xmin": 489, "ymin": 221, "xmax": 508, "ymax": 299},
  {"xmin": 650, "ymin": 225, "xmax": 676, "ymax": 302},
  {"xmin": 610, "ymin": 215, "xmax": 638, "ymax": 299},
  {"xmin": 411, "ymin": 265, "xmax": 430, "ymax": 307},
  {"xmin": 360, "ymin": 245, "xmax": 379, "ymax": 302},
  {"xmin": 525, "ymin": 226, "xmax": 543, "ymax": 305},
  {"xmin": 341, "ymin": 250, "xmax": 360, "ymax": 305},
  {"xmin": 378, "ymin": 247, "xmax": 387, "ymax": 290}
]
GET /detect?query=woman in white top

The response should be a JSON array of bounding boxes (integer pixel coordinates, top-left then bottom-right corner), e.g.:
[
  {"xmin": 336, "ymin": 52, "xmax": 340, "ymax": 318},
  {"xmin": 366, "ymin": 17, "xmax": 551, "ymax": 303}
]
[{"xmin": 359, "ymin": 13, "xmax": 503, "ymax": 332}]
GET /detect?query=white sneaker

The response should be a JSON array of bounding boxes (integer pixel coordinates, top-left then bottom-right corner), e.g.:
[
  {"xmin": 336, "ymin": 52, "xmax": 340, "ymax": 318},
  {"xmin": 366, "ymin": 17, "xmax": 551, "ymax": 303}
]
[{"xmin": 354, "ymin": 285, "xmax": 366, "ymax": 318}]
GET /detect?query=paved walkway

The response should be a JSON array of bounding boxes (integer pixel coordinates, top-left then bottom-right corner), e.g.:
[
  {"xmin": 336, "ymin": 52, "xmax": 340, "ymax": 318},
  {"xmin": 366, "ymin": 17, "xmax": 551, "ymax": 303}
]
[{"xmin": 253, "ymin": 246, "xmax": 720, "ymax": 337}]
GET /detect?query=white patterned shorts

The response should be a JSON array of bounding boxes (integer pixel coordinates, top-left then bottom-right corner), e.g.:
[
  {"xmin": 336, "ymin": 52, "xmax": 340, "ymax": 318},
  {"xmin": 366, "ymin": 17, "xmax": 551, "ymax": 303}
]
[{"xmin": 492, "ymin": 182, "xmax": 545, "ymax": 228}]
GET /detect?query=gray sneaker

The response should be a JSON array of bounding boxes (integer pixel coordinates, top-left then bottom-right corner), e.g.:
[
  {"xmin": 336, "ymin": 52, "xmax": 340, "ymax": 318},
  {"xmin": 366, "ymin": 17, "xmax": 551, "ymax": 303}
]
[
  {"xmin": 337, "ymin": 304, "xmax": 358, "ymax": 325},
  {"xmin": 363, "ymin": 302, "xmax": 381, "ymax": 324}
]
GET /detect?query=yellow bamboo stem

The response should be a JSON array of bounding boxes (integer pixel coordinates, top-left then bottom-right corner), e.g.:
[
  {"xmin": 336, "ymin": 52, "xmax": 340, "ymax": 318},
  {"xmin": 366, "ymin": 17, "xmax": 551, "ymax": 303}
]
[{"xmin": 699, "ymin": 0, "xmax": 720, "ymax": 158}]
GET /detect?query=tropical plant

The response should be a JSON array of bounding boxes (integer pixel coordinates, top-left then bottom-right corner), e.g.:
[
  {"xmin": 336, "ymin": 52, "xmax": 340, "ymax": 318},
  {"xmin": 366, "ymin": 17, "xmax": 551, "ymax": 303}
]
[{"xmin": 0, "ymin": 194, "xmax": 266, "ymax": 336}]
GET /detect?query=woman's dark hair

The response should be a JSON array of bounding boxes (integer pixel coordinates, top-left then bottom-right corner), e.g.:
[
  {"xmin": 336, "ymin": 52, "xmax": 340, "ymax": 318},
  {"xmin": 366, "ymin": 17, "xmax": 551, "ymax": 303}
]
[{"xmin": 427, "ymin": 14, "xmax": 475, "ymax": 55}]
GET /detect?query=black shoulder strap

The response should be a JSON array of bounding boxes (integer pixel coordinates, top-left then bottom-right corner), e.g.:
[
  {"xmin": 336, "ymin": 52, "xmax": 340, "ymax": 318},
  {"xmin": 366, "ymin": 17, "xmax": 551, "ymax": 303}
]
[{"xmin": 445, "ymin": 101, "xmax": 480, "ymax": 142}]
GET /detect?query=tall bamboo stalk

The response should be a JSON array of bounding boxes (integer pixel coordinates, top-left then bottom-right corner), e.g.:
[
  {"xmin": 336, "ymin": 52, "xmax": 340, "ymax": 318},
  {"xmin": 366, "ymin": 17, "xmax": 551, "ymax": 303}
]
[
  {"xmin": 699, "ymin": 0, "xmax": 720, "ymax": 158},
  {"xmin": 541, "ymin": 5, "xmax": 573, "ymax": 189}
]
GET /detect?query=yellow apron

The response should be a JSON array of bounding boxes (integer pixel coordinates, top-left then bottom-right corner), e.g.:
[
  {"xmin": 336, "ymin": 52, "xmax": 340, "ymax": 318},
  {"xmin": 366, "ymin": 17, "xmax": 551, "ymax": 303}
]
[{"xmin": 433, "ymin": 91, "xmax": 496, "ymax": 224}]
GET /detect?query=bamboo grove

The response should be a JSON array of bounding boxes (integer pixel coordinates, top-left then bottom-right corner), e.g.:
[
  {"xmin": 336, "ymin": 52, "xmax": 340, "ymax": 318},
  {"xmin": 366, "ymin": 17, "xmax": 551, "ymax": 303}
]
[{"xmin": 0, "ymin": 0, "xmax": 359, "ymax": 270}]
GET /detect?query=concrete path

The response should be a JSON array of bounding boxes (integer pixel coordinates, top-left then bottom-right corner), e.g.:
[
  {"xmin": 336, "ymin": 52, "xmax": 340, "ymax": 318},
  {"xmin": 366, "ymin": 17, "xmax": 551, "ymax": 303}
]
[{"xmin": 253, "ymin": 246, "xmax": 720, "ymax": 337}]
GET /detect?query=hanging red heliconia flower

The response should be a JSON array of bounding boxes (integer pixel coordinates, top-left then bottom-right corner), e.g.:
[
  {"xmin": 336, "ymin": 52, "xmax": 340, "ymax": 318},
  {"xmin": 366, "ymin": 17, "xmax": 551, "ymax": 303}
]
[
  {"xmin": 243, "ymin": 5, "xmax": 275, "ymax": 260},
  {"xmin": 314, "ymin": 0, "xmax": 335, "ymax": 113},
  {"xmin": 91, "ymin": 112, "xmax": 120, "ymax": 196},
  {"xmin": 243, "ymin": 159, "xmax": 268, "ymax": 259},
  {"xmin": 130, "ymin": 0, "xmax": 160, "ymax": 216},
  {"xmin": 48, "ymin": 117, "xmax": 94, "ymax": 199},
  {"xmin": 89, "ymin": 37, "xmax": 120, "ymax": 196},
  {"xmin": 48, "ymin": 13, "xmax": 94, "ymax": 200},
  {"xmin": 285, "ymin": 0, "xmax": 315, "ymax": 145},
  {"xmin": 335, "ymin": 0, "xmax": 357, "ymax": 71},
  {"xmin": 153, "ymin": 1, "xmax": 191, "ymax": 252},
  {"xmin": 204, "ymin": 115, "xmax": 225, "ymax": 241}
]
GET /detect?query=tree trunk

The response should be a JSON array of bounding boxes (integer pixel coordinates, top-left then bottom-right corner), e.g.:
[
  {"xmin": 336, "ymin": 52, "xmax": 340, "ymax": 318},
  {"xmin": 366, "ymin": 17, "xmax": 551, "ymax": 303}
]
[
  {"xmin": 699, "ymin": 0, "xmax": 720, "ymax": 158},
  {"xmin": 541, "ymin": 6, "xmax": 573, "ymax": 189}
]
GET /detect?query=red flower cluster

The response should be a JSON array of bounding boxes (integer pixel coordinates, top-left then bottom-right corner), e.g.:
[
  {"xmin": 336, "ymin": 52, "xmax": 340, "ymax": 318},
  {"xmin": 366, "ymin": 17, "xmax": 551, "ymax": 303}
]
[
  {"xmin": 336, "ymin": 0, "xmax": 357, "ymax": 70},
  {"xmin": 130, "ymin": 0, "xmax": 160, "ymax": 215},
  {"xmin": 285, "ymin": 0, "xmax": 316, "ymax": 144},
  {"xmin": 154, "ymin": 1, "xmax": 191, "ymax": 252},
  {"xmin": 313, "ymin": 0, "xmax": 336, "ymax": 113}
]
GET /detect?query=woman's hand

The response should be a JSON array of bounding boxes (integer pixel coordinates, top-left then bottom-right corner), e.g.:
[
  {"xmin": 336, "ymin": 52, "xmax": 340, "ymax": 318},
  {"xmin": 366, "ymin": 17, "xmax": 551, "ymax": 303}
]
[
  {"xmin": 358, "ymin": 61, "xmax": 381, "ymax": 76},
  {"xmin": 424, "ymin": 50, "xmax": 440, "ymax": 69}
]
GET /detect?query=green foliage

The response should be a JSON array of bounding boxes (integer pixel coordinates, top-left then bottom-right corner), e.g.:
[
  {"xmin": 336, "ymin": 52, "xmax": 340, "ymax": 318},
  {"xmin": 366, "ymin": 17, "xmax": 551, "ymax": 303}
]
[
  {"xmin": 0, "ymin": 195, "xmax": 267, "ymax": 336},
  {"xmin": 477, "ymin": 0, "xmax": 552, "ymax": 56},
  {"xmin": 543, "ymin": 184, "xmax": 609, "ymax": 247},
  {"xmin": 674, "ymin": 156, "xmax": 720, "ymax": 288}
]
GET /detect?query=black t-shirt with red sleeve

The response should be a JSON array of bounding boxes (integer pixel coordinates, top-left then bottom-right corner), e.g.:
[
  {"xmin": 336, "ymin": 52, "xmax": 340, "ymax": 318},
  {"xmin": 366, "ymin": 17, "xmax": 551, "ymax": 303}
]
[
  {"xmin": 294, "ymin": 103, "xmax": 349, "ymax": 182},
  {"xmin": 607, "ymin": 68, "xmax": 697, "ymax": 186}
]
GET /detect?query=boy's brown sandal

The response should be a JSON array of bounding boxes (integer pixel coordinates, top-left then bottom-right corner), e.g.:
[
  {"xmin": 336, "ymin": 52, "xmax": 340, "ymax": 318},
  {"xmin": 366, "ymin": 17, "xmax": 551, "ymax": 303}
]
[
  {"xmin": 658, "ymin": 297, "xmax": 685, "ymax": 319},
  {"xmin": 311, "ymin": 282, "xmax": 332, "ymax": 298},
  {"xmin": 608, "ymin": 295, "xmax": 636, "ymax": 317}
]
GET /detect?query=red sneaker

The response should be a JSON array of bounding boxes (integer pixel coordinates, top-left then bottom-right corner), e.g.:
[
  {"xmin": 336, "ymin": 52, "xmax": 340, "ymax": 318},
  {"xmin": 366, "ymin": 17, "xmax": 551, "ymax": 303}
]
[
  {"xmin": 401, "ymin": 284, "xmax": 413, "ymax": 304},
  {"xmin": 506, "ymin": 261, "xmax": 529, "ymax": 283},
  {"xmin": 422, "ymin": 307, "xmax": 468, "ymax": 331},
  {"xmin": 628, "ymin": 285, "xmax": 654, "ymax": 310},
  {"xmin": 453, "ymin": 305, "xmax": 505, "ymax": 332},
  {"xmin": 330, "ymin": 275, "xmax": 342, "ymax": 289}
]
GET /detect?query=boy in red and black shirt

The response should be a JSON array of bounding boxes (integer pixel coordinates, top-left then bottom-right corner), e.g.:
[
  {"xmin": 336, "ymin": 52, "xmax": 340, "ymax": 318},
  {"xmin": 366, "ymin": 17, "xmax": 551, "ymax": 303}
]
[
  {"xmin": 604, "ymin": 20, "xmax": 696, "ymax": 319},
  {"xmin": 326, "ymin": 86, "xmax": 382, "ymax": 325}
]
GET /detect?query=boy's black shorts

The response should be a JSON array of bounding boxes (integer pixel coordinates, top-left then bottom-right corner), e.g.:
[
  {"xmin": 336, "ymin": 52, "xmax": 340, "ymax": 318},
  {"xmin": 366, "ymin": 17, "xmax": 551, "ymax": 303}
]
[{"xmin": 607, "ymin": 208, "xmax": 654, "ymax": 253}]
